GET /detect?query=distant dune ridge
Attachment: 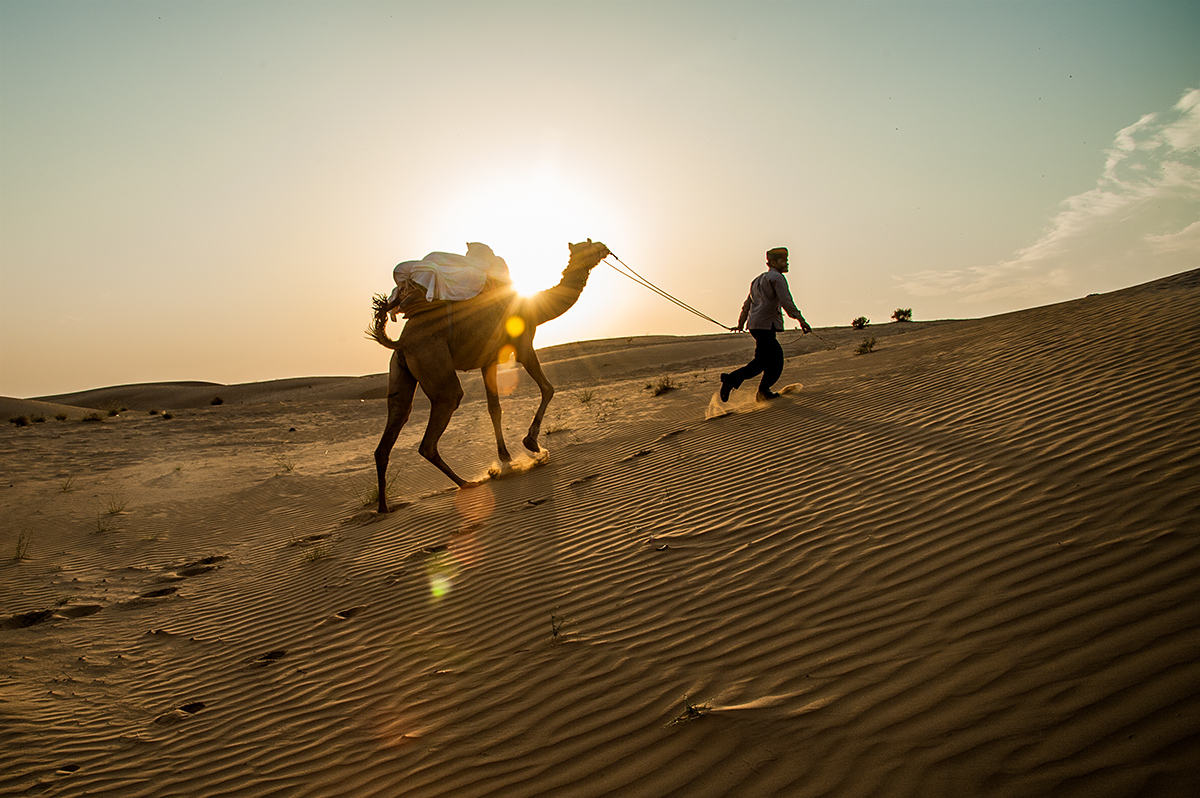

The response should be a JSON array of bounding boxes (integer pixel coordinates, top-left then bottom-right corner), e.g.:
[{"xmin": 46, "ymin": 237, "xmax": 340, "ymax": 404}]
[{"xmin": 2, "ymin": 269, "xmax": 1198, "ymax": 797}]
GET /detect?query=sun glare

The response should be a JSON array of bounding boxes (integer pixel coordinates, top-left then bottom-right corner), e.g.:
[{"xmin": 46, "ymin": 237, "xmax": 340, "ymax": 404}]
[{"xmin": 430, "ymin": 168, "xmax": 619, "ymax": 298}]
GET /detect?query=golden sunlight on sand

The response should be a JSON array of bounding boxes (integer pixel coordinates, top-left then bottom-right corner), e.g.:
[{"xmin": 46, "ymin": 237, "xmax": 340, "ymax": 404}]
[{"xmin": 2, "ymin": 270, "xmax": 1199, "ymax": 797}]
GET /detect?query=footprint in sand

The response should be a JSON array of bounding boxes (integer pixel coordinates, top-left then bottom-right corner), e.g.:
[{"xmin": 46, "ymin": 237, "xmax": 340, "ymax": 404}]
[
  {"xmin": 246, "ymin": 650, "xmax": 287, "ymax": 667},
  {"xmin": 170, "ymin": 555, "xmax": 229, "ymax": 579},
  {"xmin": 2, "ymin": 603, "xmax": 103, "ymax": 629},
  {"xmin": 153, "ymin": 701, "xmax": 206, "ymax": 725},
  {"xmin": 619, "ymin": 448, "xmax": 654, "ymax": 463},
  {"xmin": 332, "ymin": 606, "xmax": 366, "ymax": 621}
]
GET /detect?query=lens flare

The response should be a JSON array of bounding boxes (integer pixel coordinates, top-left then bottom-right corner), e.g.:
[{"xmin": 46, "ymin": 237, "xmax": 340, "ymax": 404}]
[
  {"xmin": 506, "ymin": 315, "xmax": 526, "ymax": 338},
  {"xmin": 454, "ymin": 483, "xmax": 496, "ymax": 528},
  {"xmin": 424, "ymin": 550, "xmax": 459, "ymax": 601}
]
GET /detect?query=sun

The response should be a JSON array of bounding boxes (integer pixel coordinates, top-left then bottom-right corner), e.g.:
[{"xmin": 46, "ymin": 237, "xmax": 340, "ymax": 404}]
[{"xmin": 429, "ymin": 167, "xmax": 619, "ymax": 297}]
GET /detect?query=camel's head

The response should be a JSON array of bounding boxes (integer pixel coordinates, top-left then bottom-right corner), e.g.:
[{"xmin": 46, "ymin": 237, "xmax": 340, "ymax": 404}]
[{"xmin": 568, "ymin": 239, "xmax": 611, "ymax": 269}]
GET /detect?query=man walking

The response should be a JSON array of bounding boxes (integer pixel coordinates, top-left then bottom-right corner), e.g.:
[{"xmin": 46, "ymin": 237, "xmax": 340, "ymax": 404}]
[{"xmin": 720, "ymin": 247, "xmax": 811, "ymax": 402}]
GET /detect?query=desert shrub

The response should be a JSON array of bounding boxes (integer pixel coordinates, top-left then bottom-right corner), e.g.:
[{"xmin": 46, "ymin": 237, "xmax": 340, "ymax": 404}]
[
  {"xmin": 9, "ymin": 416, "xmax": 29, "ymax": 427},
  {"xmin": 892, "ymin": 308, "xmax": 913, "ymax": 322},
  {"xmin": 851, "ymin": 316, "xmax": 870, "ymax": 330},
  {"xmin": 54, "ymin": 413, "xmax": 68, "ymax": 421},
  {"xmin": 14, "ymin": 530, "xmax": 32, "ymax": 560},
  {"xmin": 32, "ymin": 415, "xmax": 46, "ymax": 423},
  {"xmin": 647, "ymin": 377, "xmax": 677, "ymax": 396},
  {"xmin": 550, "ymin": 611, "xmax": 569, "ymax": 644},
  {"xmin": 107, "ymin": 409, "xmax": 120, "ymax": 417},
  {"xmin": 160, "ymin": 412, "xmax": 173, "ymax": 420},
  {"xmin": 356, "ymin": 474, "xmax": 399, "ymax": 508},
  {"xmin": 210, "ymin": 396, "xmax": 224, "ymax": 406},
  {"xmin": 303, "ymin": 543, "xmax": 332, "ymax": 563},
  {"xmin": 855, "ymin": 337, "xmax": 877, "ymax": 355}
]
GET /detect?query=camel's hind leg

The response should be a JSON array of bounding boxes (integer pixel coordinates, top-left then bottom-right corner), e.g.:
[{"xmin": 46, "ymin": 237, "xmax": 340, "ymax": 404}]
[
  {"xmin": 482, "ymin": 364, "xmax": 513, "ymax": 465},
  {"xmin": 417, "ymin": 383, "xmax": 475, "ymax": 488},
  {"xmin": 374, "ymin": 352, "xmax": 418, "ymax": 513},
  {"xmin": 403, "ymin": 347, "xmax": 474, "ymax": 488},
  {"xmin": 518, "ymin": 349, "xmax": 555, "ymax": 452}
]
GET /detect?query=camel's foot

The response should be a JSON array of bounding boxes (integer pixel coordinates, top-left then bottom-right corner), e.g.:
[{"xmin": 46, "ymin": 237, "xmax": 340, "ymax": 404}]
[
  {"xmin": 522, "ymin": 434, "xmax": 541, "ymax": 453},
  {"xmin": 458, "ymin": 480, "xmax": 485, "ymax": 490}
]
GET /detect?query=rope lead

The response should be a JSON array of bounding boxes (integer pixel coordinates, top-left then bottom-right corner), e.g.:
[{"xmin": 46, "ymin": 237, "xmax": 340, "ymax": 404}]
[
  {"xmin": 603, "ymin": 253, "xmax": 834, "ymax": 349},
  {"xmin": 603, "ymin": 255, "xmax": 734, "ymax": 331}
]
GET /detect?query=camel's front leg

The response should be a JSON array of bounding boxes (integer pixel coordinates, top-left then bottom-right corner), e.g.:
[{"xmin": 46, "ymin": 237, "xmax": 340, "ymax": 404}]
[
  {"xmin": 482, "ymin": 364, "xmax": 513, "ymax": 464},
  {"xmin": 374, "ymin": 352, "xmax": 417, "ymax": 513},
  {"xmin": 519, "ymin": 350, "xmax": 555, "ymax": 452}
]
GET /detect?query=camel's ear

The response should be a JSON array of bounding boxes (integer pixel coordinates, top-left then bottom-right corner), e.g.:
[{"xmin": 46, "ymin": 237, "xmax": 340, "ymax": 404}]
[{"xmin": 569, "ymin": 239, "xmax": 609, "ymax": 260}]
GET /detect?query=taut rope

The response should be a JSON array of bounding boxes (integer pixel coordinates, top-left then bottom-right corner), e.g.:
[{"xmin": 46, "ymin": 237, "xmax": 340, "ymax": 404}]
[
  {"xmin": 603, "ymin": 254, "xmax": 734, "ymax": 331},
  {"xmin": 602, "ymin": 253, "xmax": 836, "ymax": 349}
]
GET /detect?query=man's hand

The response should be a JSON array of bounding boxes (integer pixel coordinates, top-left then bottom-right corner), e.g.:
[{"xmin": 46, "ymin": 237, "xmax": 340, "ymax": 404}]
[{"xmin": 800, "ymin": 320, "xmax": 812, "ymax": 334}]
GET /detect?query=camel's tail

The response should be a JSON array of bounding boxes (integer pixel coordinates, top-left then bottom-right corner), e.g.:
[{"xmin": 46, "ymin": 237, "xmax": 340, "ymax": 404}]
[{"xmin": 367, "ymin": 293, "xmax": 403, "ymax": 350}]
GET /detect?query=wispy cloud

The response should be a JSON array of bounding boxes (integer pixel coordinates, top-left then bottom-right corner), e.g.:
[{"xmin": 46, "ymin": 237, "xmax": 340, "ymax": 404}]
[{"xmin": 901, "ymin": 87, "xmax": 1200, "ymax": 308}]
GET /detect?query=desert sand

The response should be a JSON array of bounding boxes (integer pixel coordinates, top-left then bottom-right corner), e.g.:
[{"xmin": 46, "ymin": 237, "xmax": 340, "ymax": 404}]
[{"xmin": 3, "ymin": 270, "xmax": 1199, "ymax": 797}]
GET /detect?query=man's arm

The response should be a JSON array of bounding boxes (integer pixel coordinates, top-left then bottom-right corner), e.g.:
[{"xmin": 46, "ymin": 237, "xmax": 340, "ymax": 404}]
[
  {"xmin": 774, "ymin": 274, "xmax": 812, "ymax": 333},
  {"xmin": 736, "ymin": 291, "xmax": 753, "ymax": 331}
]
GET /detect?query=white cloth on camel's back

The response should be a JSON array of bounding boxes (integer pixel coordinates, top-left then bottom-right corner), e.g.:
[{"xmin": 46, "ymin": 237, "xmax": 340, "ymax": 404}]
[{"xmin": 389, "ymin": 242, "xmax": 511, "ymax": 304}]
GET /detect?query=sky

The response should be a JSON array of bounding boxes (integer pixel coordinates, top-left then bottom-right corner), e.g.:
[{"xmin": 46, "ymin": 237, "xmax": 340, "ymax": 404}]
[{"xmin": 2, "ymin": 0, "xmax": 1197, "ymax": 398}]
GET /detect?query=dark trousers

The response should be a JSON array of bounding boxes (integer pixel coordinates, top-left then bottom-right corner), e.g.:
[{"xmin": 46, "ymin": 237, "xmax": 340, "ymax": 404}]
[{"xmin": 728, "ymin": 328, "xmax": 783, "ymax": 392}]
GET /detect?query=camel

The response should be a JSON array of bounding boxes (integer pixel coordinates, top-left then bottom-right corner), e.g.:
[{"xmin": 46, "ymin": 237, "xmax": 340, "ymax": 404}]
[{"xmin": 367, "ymin": 239, "xmax": 611, "ymax": 512}]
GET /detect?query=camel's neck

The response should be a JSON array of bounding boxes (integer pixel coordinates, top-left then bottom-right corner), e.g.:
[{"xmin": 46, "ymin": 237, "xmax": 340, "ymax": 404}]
[{"xmin": 529, "ymin": 256, "xmax": 599, "ymax": 327}]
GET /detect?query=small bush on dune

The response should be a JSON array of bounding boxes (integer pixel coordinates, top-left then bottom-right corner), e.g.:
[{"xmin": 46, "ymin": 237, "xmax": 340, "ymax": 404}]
[
  {"xmin": 303, "ymin": 543, "xmax": 332, "ymax": 563},
  {"xmin": 892, "ymin": 308, "xmax": 913, "ymax": 322},
  {"xmin": 210, "ymin": 396, "xmax": 224, "ymax": 406},
  {"xmin": 647, "ymin": 377, "xmax": 677, "ymax": 396},
  {"xmin": 670, "ymin": 694, "xmax": 711, "ymax": 725},
  {"xmin": 855, "ymin": 337, "xmax": 877, "ymax": 355},
  {"xmin": 9, "ymin": 416, "xmax": 29, "ymax": 427},
  {"xmin": 54, "ymin": 413, "xmax": 68, "ymax": 421},
  {"xmin": 851, "ymin": 316, "xmax": 870, "ymax": 330},
  {"xmin": 356, "ymin": 475, "xmax": 399, "ymax": 509},
  {"xmin": 14, "ymin": 530, "xmax": 32, "ymax": 560}
]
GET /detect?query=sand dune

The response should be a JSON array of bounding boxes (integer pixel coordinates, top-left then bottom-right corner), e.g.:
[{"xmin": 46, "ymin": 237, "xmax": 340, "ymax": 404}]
[{"xmin": 2, "ymin": 271, "xmax": 1199, "ymax": 797}]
